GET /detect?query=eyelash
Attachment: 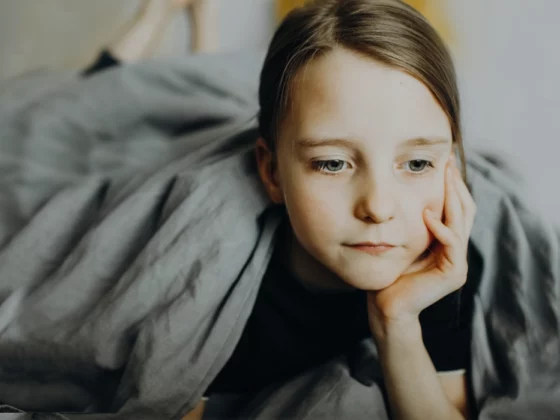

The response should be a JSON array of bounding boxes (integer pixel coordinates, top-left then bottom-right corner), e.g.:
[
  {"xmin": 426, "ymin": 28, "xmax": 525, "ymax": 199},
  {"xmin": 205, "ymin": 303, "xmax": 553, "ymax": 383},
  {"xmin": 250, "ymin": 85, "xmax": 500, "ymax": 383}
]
[
  {"xmin": 403, "ymin": 159, "xmax": 436, "ymax": 174},
  {"xmin": 311, "ymin": 159, "xmax": 350, "ymax": 175},
  {"xmin": 310, "ymin": 159, "xmax": 436, "ymax": 176}
]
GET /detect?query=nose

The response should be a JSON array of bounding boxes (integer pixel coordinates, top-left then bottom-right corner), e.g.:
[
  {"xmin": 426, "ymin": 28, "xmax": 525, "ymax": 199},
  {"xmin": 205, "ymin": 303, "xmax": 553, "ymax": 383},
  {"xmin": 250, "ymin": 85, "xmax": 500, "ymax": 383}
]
[{"xmin": 354, "ymin": 174, "xmax": 396, "ymax": 224}]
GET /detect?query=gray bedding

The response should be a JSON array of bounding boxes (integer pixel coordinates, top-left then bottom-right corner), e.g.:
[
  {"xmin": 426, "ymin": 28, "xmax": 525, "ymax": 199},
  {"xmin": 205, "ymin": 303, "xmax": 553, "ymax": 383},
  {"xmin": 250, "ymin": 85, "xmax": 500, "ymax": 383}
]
[{"xmin": 0, "ymin": 53, "xmax": 558, "ymax": 419}]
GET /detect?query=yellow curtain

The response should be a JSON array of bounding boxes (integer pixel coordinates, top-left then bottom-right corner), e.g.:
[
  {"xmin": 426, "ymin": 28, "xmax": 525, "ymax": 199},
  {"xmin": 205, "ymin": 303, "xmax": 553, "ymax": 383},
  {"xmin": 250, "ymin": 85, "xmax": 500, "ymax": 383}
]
[
  {"xmin": 276, "ymin": 0, "xmax": 306, "ymax": 19},
  {"xmin": 275, "ymin": 0, "xmax": 453, "ymax": 44}
]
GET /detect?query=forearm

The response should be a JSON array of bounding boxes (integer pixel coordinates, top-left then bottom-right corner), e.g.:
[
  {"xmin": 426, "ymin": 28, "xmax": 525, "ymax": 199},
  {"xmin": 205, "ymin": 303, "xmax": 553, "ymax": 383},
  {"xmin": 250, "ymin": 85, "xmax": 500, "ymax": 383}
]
[{"xmin": 373, "ymin": 319, "xmax": 465, "ymax": 420}]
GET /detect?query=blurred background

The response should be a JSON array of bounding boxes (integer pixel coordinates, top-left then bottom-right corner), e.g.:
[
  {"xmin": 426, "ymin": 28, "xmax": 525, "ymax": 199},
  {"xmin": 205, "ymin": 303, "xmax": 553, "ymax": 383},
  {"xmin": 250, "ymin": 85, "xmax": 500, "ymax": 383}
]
[{"xmin": 0, "ymin": 0, "xmax": 558, "ymax": 223}]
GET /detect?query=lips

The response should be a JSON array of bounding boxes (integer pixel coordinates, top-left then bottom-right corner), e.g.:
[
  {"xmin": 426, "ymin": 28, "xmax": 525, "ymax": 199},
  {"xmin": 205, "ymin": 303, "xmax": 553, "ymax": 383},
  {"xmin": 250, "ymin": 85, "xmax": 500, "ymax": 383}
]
[
  {"xmin": 352, "ymin": 242, "xmax": 395, "ymax": 248},
  {"xmin": 346, "ymin": 242, "xmax": 396, "ymax": 256}
]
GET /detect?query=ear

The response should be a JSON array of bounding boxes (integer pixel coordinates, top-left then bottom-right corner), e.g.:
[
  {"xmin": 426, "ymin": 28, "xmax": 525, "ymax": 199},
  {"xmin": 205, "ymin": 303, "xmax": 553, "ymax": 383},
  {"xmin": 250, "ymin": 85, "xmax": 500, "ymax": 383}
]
[{"xmin": 255, "ymin": 137, "xmax": 284, "ymax": 204}]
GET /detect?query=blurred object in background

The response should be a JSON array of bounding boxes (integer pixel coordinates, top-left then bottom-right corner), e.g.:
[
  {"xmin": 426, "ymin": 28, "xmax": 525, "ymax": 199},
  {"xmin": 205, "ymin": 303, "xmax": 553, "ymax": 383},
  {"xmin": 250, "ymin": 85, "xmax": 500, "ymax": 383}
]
[
  {"xmin": 0, "ymin": 0, "xmax": 188, "ymax": 80},
  {"xmin": 189, "ymin": 0, "xmax": 219, "ymax": 53},
  {"xmin": 82, "ymin": 0, "xmax": 218, "ymax": 76},
  {"xmin": 102, "ymin": 0, "xmax": 213, "ymax": 64}
]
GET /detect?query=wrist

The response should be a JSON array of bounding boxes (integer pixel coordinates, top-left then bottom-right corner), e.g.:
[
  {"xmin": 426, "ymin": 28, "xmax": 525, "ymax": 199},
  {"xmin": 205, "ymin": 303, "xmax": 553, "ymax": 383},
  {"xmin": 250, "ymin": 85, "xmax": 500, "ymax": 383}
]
[{"xmin": 370, "ymin": 315, "xmax": 422, "ymax": 344}]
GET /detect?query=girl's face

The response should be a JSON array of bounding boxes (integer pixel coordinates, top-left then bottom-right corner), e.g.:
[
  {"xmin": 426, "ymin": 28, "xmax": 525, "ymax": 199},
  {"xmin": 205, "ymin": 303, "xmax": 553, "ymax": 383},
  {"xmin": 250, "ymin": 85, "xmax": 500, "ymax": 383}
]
[{"xmin": 257, "ymin": 47, "xmax": 453, "ymax": 291}]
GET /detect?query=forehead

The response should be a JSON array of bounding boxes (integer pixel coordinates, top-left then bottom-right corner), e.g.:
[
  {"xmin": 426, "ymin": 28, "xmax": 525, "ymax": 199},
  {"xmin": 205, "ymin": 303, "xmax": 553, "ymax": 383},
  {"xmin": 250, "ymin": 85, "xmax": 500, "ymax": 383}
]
[{"xmin": 283, "ymin": 47, "xmax": 451, "ymax": 147}]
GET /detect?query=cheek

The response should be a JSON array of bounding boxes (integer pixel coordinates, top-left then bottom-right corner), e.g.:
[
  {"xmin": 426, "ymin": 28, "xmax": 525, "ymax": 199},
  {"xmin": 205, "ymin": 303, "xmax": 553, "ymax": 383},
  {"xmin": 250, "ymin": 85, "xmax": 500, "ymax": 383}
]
[
  {"xmin": 280, "ymin": 176, "xmax": 348, "ymax": 250},
  {"xmin": 276, "ymin": 143, "xmax": 350, "ymax": 222},
  {"xmin": 405, "ymin": 178, "xmax": 444, "ymax": 217},
  {"xmin": 404, "ymin": 178, "xmax": 445, "ymax": 245},
  {"xmin": 424, "ymin": 177, "xmax": 446, "ymax": 217},
  {"xmin": 277, "ymin": 152, "xmax": 343, "ymax": 219},
  {"xmin": 285, "ymin": 181, "xmax": 342, "ymax": 237},
  {"xmin": 416, "ymin": 171, "xmax": 445, "ymax": 217},
  {"xmin": 425, "ymin": 195, "xmax": 445, "ymax": 218}
]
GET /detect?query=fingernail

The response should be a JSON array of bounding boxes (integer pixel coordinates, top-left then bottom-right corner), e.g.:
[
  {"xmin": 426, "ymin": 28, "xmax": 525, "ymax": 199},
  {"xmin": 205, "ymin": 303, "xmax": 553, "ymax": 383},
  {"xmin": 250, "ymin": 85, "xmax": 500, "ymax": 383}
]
[{"xmin": 425, "ymin": 209, "xmax": 435, "ymax": 218}]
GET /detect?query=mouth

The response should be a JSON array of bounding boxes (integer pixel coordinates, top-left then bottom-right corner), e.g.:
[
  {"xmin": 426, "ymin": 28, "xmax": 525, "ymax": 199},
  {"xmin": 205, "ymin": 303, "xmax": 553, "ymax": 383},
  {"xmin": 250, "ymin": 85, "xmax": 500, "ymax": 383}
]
[{"xmin": 346, "ymin": 242, "xmax": 397, "ymax": 256}]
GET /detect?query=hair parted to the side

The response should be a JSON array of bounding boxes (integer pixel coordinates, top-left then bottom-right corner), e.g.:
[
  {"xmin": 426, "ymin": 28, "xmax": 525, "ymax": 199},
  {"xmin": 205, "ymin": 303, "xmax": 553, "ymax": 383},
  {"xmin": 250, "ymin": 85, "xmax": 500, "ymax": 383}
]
[{"xmin": 258, "ymin": 0, "xmax": 467, "ymax": 181}]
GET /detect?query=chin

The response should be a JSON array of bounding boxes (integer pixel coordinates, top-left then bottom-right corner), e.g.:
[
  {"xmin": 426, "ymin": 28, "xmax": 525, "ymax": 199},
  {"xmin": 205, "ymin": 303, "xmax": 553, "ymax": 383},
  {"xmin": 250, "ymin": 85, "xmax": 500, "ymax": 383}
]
[{"xmin": 338, "ymin": 266, "xmax": 403, "ymax": 291}]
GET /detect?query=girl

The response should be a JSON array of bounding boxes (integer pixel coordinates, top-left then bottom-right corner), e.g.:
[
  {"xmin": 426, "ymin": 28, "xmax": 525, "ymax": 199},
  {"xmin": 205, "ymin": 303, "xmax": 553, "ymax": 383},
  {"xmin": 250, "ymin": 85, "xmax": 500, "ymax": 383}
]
[
  {"xmin": 0, "ymin": 1, "xmax": 479, "ymax": 418},
  {"xmin": 198, "ymin": 0, "xmax": 477, "ymax": 419}
]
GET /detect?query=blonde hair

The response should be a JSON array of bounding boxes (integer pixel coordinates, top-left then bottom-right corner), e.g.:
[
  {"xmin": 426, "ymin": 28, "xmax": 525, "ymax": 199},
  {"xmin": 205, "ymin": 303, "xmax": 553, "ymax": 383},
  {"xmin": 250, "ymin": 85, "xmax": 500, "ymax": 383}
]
[{"xmin": 260, "ymin": 0, "xmax": 466, "ymax": 180}]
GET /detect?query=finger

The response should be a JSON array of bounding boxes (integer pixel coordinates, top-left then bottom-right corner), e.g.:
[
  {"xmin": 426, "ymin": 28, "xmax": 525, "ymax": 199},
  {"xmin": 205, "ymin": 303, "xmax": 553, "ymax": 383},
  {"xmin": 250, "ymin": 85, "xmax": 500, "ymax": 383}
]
[
  {"xmin": 379, "ymin": 262, "xmax": 464, "ymax": 316},
  {"xmin": 425, "ymin": 209, "xmax": 468, "ymax": 274},
  {"xmin": 453, "ymin": 166, "xmax": 477, "ymax": 235},
  {"xmin": 424, "ymin": 208, "xmax": 458, "ymax": 248},
  {"xmin": 444, "ymin": 163, "xmax": 464, "ymax": 237}
]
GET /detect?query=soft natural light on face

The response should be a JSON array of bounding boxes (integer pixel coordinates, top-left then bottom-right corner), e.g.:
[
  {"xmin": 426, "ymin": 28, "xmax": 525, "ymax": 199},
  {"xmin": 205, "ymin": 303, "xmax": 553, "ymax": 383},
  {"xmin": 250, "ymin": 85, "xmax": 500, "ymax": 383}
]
[{"xmin": 271, "ymin": 47, "xmax": 454, "ymax": 291}]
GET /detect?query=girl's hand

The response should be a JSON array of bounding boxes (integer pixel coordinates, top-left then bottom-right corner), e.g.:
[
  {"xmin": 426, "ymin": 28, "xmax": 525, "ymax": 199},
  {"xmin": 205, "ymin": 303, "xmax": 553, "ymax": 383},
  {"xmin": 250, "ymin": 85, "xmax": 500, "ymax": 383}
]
[{"xmin": 367, "ymin": 158, "xmax": 477, "ymax": 336}]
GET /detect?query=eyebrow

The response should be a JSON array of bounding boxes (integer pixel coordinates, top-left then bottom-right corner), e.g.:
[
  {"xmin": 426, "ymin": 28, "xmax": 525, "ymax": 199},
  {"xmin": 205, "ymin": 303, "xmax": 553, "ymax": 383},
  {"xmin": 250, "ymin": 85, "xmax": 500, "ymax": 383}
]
[
  {"xmin": 297, "ymin": 137, "xmax": 356, "ymax": 149},
  {"xmin": 296, "ymin": 136, "xmax": 451, "ymax": 149},
  {"xmin": 400, "ymin": 137, "xmax": 451, "ymax": 148}
]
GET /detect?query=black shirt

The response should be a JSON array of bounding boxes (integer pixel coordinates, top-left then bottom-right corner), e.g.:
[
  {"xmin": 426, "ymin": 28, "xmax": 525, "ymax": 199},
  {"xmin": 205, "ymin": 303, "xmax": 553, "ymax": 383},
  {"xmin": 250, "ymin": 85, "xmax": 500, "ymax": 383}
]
[{"xmin": 206, "ymin": 226, "xmax": 478, "ymax": 395}]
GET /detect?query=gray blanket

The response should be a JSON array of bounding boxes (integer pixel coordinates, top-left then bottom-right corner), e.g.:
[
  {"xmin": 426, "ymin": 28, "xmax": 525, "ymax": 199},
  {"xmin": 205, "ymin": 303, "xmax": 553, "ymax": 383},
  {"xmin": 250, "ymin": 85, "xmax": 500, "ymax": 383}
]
[{"xmin": 0, "ymin": 53, "xmax": 558, "ymax": 420}]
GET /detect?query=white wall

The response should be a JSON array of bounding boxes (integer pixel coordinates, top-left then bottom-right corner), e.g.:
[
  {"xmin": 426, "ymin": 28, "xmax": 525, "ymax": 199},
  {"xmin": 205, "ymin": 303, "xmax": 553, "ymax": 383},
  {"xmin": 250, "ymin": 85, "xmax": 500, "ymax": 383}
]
[
  {"xmin": 218, "ymin": 0, "xmax": 276, "ymax": 52},
  {"xmin": 448, "ymin": 0, "xmax": 560, "ymax": 223}
]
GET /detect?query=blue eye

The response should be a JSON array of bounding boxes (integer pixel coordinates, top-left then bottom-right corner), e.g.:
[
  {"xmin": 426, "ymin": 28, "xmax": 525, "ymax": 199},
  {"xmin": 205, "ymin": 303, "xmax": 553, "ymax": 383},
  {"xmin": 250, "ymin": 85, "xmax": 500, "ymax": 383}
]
[
  {"xmin": 406, "ymin": 159, "xmax": 433, "ymax": 173},
  {"xmin": 312, "ymin": 160, "xmax": 349, "ymax": 174}
]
